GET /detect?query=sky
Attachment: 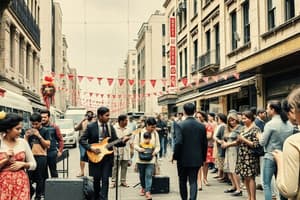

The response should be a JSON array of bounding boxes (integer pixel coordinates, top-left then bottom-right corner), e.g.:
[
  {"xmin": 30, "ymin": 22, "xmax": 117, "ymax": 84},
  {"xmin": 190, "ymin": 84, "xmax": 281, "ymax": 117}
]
[{"xmin": 55, "ymin": 0, "xmax": 164, "ymax": 80}]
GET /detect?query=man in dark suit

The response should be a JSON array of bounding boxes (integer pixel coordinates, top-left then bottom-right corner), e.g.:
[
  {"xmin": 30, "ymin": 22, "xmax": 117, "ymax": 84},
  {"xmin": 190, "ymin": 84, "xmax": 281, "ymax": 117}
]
[
  {"xmin": 173, "ymin": 103, "xmax": 208, "ymax": 200},
  {"xmin": 79, "ymin": 107, "xmax": 129, "ymax": 200}
]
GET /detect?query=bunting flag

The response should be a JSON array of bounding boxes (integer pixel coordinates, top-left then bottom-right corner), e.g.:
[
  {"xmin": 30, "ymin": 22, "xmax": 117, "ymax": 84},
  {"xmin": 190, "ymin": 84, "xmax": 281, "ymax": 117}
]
[
  {"xmin": 107, "ymin": 78, "xmax": 114, "ymax": 86},
  {"xmin": 161, "ymin": 79, "xmax": 167, "ymax": 86},
  {"xmin": 212, "ymin": 76, "xmax": 219, "ymax": 82},
  {"xmin": 87, "ymin": 76, "xmax": 94, "ymax": 82},
  {"xmin": 118, "ymin": 79, "xmax": 125, "ymax": 86},
  {"xmin": 181, "ymin": 77, "xmax": 188, "ymax": 87},
  {"xmin": 68, "ymin": 74, "xmax": 75, "ymax": 80},
  {"xmin": 77, "ymin": 75, "xmax": 84, "ymax": 82},
  {"xmin": 128, "ymin": 79, "xmax": 135, "ymax": 86},
  {"xmin": 150, "ymin": 80, "xmax": 156, "ymax": 88},
  {"xmin": 97, "ymin": 77, "xmax": 102, "ymax": 85},
  {"xmin": 140, "ymin": 80, "xmax": 146, "ymax": 87},
  {"xmin": 233, "ymin": 73, "xmax": 240, "ymax": 80},
  {"xmin": 59, "ymin": 74, "xmax": 65, "ymax": 79}
]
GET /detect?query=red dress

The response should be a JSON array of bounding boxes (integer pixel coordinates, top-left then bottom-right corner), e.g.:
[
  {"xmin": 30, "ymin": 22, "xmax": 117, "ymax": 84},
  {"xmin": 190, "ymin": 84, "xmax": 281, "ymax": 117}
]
[
  {"xmin": 205, "ymin": 124, "xmax": 215, "ymax": 163},
  {"xmin": 0, "ymin": 152, "xmax": 30, "ymax": 200}
]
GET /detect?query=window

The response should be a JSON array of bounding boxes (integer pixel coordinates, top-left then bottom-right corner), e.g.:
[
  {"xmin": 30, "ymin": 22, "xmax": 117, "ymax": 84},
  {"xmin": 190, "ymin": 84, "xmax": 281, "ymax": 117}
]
[
  {"xmin": 10, "ymin": 26, "xmax": 15, "ymax": 69},
  {"xmin": 162, "ymin": 24, "xmax": 166, "ymax": 36},
  {"xmin": 285, "ymin": 0, "xmax": 295, "ymax": 21},
  {"xmin": 184, "ymin": 48, "xmax": 187, "ymax": 76},
  {"xmin": 243, "ymin": 0, "xmax": 250, "ymax": 43},
  {"xmin": 268, "ymin": 0, "xmax": 276, "ymax": 30},
  {"xmin": 214, "ymin": 23, "xmax": 220, "ymax": 64},
  {"xmin": 193, "ymin": 0, "xmax": 198, "ymax": 16},
  {"xmin": 179, "ymin": 51, "xmax": 183, "ymax": 78},
  {"xmin": 19, "ymin": 36, "xmax": 24, "ymax": 74},
  {"xmin": 231, "ymin": 11, "xmax": 237, "ymax": 50},
  {"xmin": 132, "ymin": 59, "xmax": 135, "ymax": 66},
  {"xmin": 162, "ymin": 66, "xmax": 166, "ymax": 78},
  {"xmin": 193, "ymin": 39, "xmax": 198, "ymax": 67},
  {"xmin": 26, "ymin": 45, "xmax": 30, "ymax": 80},
  {"xmin": 162, "ymin": 45, "xmax": 166, "ymax": 57},
  {"xmin": 206, "ymin": 30, "xmax": 211, "ymax": 51},
  {"xmin": 33, "ymin": 52, "xmax": 36, "ymax": 84}
]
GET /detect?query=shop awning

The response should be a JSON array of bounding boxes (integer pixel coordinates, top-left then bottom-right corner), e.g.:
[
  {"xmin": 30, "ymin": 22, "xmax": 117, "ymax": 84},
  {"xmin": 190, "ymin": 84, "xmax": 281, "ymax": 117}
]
[
  {"xmin": 201, "ymin": 76, "xmax": 255, "ymax": 99},
  {"xmin": 176, "ymin": 76, "xmax": 256, "ymax": 106}
]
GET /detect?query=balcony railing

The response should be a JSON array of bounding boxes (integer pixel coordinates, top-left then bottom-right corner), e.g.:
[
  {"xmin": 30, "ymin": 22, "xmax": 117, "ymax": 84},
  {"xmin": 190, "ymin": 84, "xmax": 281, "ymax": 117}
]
[
  {"xmin": 10, "ymin": 0, "xmax": 40, "ymax": 47},
  {"xmin": 199, "ymin": 48, "xmax": 220, "ymax": 69}
]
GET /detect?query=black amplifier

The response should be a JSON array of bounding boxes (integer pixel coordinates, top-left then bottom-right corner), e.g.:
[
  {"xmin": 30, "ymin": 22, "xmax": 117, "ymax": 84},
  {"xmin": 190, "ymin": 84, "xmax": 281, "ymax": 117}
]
[{"xmin": 151, "ymin": 175, "xmax": 170, "ymax": 194}]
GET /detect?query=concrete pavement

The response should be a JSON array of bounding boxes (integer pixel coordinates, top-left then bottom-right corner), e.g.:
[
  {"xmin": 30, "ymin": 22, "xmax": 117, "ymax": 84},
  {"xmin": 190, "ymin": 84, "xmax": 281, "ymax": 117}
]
[{"xmin": 57, "ymin": 148, "xmax": 264, "ymax": 200}]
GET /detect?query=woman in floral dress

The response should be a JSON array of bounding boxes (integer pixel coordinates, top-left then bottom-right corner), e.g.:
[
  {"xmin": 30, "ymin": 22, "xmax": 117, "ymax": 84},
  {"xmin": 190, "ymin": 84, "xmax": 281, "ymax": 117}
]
[
  {"xmin": 0, "ymin": 112, "xmax": 36, "ymax": 200},
  {"xmin": 236, "ymin": 110, "xmax": 261, "ymax": 200}
]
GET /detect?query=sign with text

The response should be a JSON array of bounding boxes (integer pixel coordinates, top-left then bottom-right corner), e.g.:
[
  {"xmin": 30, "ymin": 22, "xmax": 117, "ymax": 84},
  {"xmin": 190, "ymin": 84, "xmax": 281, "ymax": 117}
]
[{"xmin": 169, "ymin": 17, "xmax": 177, "ymax": 89}]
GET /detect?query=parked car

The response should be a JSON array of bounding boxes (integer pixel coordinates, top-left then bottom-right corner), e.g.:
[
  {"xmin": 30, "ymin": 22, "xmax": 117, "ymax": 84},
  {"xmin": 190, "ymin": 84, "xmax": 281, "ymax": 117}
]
[{"xmin": 55, "ymin": 119, "xmax": 77, "ymax": 148}]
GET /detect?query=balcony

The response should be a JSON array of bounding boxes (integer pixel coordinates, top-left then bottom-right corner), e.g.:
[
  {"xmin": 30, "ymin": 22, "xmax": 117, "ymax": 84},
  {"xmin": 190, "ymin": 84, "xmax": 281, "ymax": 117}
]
[
  {"xmin": 10, "ymin": 0, "xmax": 40, "ymax": 47},
  {"xmin": 198, "ymin": 48, "xmax": 220, "ymax": 75}
]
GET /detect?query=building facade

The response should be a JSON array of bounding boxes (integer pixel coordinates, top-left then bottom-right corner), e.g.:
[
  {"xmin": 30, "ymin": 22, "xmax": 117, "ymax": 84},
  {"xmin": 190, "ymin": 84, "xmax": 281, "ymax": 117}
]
[
  {"xmin": 125, "ymin": 49, "xmax": 138, "ymax": 113},
  {"xmin": 136, "ymin": 11, "xmax": 165, "ymax": 116},
  {"xmin": 0, "ymin": 0, "xmax": 44, "ymax": 111},
  {"xmin": 159, "ymin": 0, "xmax": 300, "ymax": 116}
]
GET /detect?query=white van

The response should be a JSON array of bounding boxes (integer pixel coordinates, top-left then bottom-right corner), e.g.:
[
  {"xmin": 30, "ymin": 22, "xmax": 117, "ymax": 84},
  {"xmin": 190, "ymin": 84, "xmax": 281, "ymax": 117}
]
[
  {"xmin": 64, "ymin": 107, "xmax": 87, "ymax": 126},
  {"xmin": 55, "ymin": 118, "xmax": 77, "ymax": 148}
]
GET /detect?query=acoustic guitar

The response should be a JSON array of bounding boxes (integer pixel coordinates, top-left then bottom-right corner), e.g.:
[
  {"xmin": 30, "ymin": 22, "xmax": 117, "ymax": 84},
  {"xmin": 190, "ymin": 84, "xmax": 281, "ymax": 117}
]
[{"xmin": 87, "ymin": 128, "xmax": 141, "ymax": 163}]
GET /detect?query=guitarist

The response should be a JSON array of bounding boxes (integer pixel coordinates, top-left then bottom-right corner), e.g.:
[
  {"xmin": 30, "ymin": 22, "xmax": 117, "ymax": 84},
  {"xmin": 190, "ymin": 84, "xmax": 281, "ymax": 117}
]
[{"xmin": 79, "ymin": 107, "xmax": 130, "ymax": 200}]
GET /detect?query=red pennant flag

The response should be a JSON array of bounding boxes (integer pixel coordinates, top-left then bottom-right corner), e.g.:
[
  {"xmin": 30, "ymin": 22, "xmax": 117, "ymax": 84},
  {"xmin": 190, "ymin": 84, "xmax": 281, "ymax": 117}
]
[
  {"xmin": 59, "ymin": 74, "xmax": 65, "ymax": 79},
  {"xmin": 140, "ymin": 80, "xmax": 146, "ymax": 87},
  {"xmin": 182, "ymin": 77, "xmax": 188, "ymax": 87},
  {"xmin": 96, "ymin": 93, "xmax": 99, "ymax": 97},
  {"xmin": 153, "ymin": 92, "xmax": 157, "ymax": 96},
  {"xmin": 212, "ymin": 76, "xmax": 219, "ymax": 82},
  {"xmin": 89, "ymin": 92, "xmax": 93, "ymax": 97},
  {"xmin": 100, "ymin": 94, "xmax": 104, "ymax": 98},
  {"xmin": 107, "ymin": 78, "xmax": 114, "ymax": 86},
  {"xmin": 203, "ymin": 77, "xmax": 209, "ymax": 83},
  {"xmin": 107, "ymin": 94, "xmax": 111, "ymax": 98},
  {"xmin": 87, "ymin": 76, "xmax": 94, "ymax": 82},
  {"xmin": 77, "ymin": 75, "xmax": 84, "ymax": 82},
  {"xmin": 68, "ymin": 74, "xmax": 74, "ymax": 80},
  {"xmin": 161, "ymin": 79, "xmax": 167, "ymax": 86},
  {"xmin": 97, "ymin": 77, "xmax": 103, "ymax": 85},
  {"xmin": 118, "ymin": 79, "xmax": 125, "ymax": 86},
  {"xmin": 233, "ymin": 73, "xmax": 240, "ymax": 80},
  {"xmin": 150, "ymin": 80, "xmax": 156, "ymax": 88},
  {"xmin": 118, "ymin": 94, "xmax": 122, "ymax": 98},
  {"xmin": 128, "ymin": 79, "xmax": 135, "ymax": 86},
  {"xmin": 147, "ymin": 93, "xmax": 151, "ymax": 97},
  {"xmin": 112, "ymin": 94, "xmax": 116, "ymax": 98}
]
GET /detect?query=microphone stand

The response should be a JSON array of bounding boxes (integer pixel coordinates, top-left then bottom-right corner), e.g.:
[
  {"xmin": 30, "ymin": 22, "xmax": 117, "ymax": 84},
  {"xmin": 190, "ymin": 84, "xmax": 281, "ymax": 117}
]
[{"xmin": 115, "ymin": 147, "xmax": 120, "ymax": 200}]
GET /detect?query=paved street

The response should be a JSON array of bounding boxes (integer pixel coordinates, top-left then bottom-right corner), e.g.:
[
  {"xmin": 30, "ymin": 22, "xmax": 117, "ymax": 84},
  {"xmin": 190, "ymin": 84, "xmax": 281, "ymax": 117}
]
[{"xmin": 57, "ymin": 147, "xmax": 264, "ymax": 200}]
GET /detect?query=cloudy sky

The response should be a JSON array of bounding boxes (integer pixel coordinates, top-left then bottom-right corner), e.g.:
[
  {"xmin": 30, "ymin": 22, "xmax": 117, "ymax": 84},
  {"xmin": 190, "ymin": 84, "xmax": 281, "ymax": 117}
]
[{"xmin": 55, "ymin": 0, "xmax": 163, "ymax": 80}]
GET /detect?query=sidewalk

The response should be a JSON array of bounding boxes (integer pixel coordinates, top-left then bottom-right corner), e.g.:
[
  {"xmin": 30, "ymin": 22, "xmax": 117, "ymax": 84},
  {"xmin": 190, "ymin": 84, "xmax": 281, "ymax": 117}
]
[{"xmin": 108, "ymin": 155, "xmax": 264, "ymax": 200}]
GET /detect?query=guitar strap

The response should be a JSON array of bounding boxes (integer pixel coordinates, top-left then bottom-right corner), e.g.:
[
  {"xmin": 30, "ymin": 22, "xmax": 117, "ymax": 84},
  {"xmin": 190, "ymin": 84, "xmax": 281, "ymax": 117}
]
[{"xmin": 107, "ymin": 123, "xmax": 111, "ymax": 137}]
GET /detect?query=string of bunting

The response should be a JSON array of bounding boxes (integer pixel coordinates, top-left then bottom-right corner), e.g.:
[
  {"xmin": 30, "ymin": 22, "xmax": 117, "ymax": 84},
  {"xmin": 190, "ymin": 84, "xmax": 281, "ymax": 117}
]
[{"xmin": 49, "ymin": 72, "xmax": 240, "ymax": 88}]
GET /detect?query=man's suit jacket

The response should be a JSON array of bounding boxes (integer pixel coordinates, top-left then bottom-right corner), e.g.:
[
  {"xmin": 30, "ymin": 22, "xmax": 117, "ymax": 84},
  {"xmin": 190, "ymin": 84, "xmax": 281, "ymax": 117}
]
[
  {"xmin": 79, "ymin": 121, "xmax": 124, "ymax": 177},
  {"xmin": 173, "ymin": 116, "xmax": 207, "ymax": 167}
]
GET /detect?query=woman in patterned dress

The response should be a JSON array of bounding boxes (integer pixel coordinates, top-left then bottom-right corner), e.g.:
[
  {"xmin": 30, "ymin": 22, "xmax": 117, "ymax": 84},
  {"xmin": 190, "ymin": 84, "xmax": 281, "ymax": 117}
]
[
  {"xmin": 0, "ymin": 112, "xmax": 36, "ymax": 200},
  {"xmin": 236, "ymin": 111, "xmax": 261, "ymax": 200}
]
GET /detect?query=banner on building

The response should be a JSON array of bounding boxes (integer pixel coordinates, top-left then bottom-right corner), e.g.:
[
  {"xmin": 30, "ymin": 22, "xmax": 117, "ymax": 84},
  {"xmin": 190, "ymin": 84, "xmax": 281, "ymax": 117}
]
[{"xmin": 169, "ymin": 16, "xmax": 177, "ymax": 90}]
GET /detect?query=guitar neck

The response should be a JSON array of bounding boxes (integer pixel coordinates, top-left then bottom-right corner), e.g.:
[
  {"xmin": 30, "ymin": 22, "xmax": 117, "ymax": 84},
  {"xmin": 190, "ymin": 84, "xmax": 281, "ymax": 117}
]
[{"xmin": 106, "ymin": 133, "xmax": 132, "ymax": 149}]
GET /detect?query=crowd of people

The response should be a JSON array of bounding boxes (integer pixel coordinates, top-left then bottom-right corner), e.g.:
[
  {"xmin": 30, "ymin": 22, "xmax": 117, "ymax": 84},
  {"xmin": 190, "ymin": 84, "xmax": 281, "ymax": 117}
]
[{"xmin": 1, "ymin": 87, "xmax": 300, "ymax": 200}]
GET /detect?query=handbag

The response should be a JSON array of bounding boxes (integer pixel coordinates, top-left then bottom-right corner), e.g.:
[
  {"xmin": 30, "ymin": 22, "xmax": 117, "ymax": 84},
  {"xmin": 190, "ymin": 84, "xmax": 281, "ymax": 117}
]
[
  {"xmin": 251, "ymin": 144, "xmax": 265, "ymax": 157},
  {"xmin": 138, "ymin": 148, "xmax": 153, "ymax": 161}
]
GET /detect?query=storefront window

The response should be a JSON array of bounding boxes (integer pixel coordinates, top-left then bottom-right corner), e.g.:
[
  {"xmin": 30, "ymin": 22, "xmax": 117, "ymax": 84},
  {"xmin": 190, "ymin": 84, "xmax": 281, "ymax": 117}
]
[
  {"xmin": 227, "ymin": 85, "xmax": 256, "ymax": 112},
  {"xmin": 200, "ymin": 97, "xmax": 220, "ymax": 113}
]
